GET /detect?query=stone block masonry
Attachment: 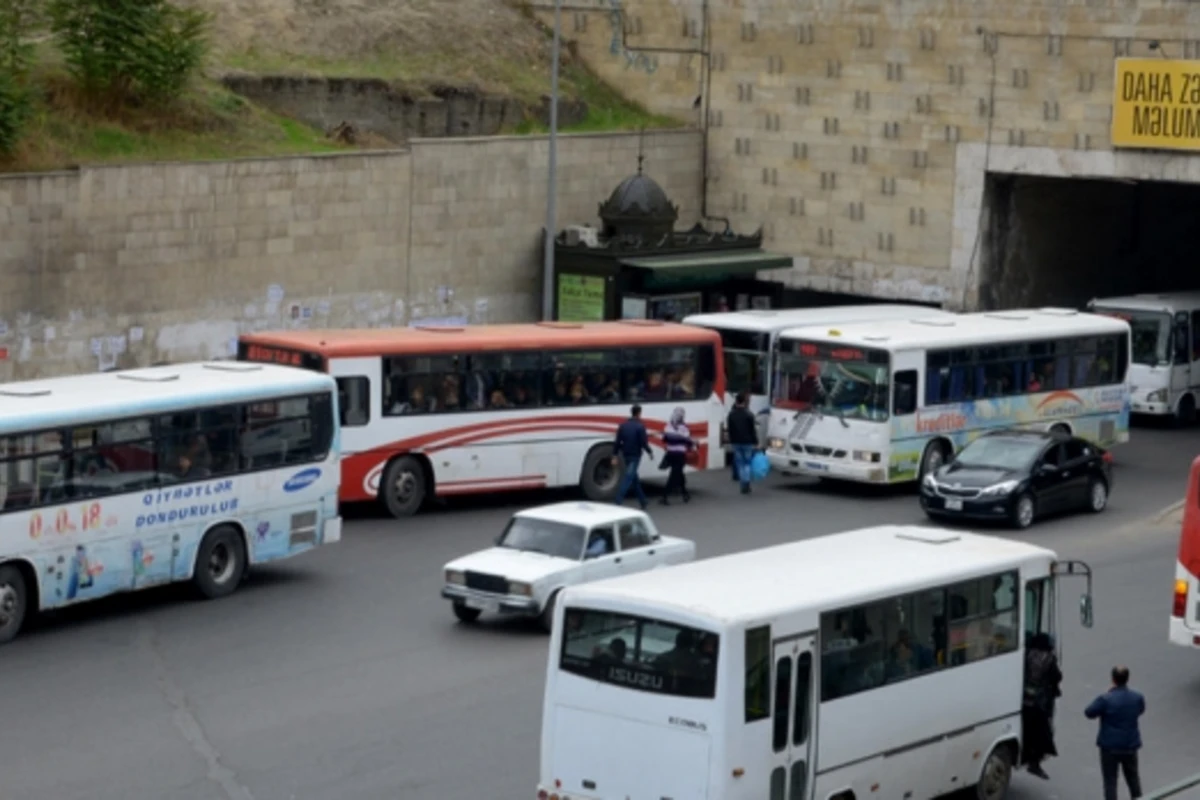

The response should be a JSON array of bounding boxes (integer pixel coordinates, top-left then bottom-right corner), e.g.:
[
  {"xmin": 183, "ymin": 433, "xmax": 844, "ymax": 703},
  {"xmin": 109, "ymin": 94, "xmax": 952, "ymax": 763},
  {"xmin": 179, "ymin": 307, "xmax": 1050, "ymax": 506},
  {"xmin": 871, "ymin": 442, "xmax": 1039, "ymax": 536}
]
[
  {"xmin": 0, "ymin": 129, "xmax": 701, "ymax": 381},
  {"xmin": 540, "ymin": 0, "xmax": 1200, "ymax": 309}
]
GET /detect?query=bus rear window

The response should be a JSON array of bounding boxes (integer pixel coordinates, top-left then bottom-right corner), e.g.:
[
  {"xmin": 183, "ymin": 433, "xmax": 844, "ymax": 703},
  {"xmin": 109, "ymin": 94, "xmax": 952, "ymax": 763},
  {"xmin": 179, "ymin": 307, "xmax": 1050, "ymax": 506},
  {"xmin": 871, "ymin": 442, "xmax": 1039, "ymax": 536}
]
[{"xmin": 560, "ymin": 607, "xmax": 719, "ymax": 698}]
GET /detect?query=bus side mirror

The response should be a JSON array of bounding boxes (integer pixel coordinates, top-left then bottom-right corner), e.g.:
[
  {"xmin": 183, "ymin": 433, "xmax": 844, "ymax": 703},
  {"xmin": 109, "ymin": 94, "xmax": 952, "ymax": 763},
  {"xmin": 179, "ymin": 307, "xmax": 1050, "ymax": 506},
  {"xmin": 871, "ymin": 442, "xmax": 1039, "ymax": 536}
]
[{"xmin": 1080, "ymin": 594, "xmax": 1094, "ymax": 628}]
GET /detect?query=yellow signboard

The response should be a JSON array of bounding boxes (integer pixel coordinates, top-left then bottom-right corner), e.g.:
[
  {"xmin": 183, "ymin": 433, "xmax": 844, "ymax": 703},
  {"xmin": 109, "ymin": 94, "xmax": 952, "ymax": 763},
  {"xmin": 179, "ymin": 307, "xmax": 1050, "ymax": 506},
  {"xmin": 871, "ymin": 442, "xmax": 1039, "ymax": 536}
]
[{"xmin": 1112, "ymin": 58, "xmax": 1200, "ymax": 151}]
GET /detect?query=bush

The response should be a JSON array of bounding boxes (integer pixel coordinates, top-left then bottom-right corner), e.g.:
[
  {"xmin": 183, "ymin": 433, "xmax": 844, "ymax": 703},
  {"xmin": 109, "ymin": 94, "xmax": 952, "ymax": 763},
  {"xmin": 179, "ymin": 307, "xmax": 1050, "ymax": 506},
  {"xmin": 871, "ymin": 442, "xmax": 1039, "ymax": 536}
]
[
  {"xmin": 49, "ymin": 0, "xmax": 211, "ymax": 107},
  {"xmin": 0, "ymin": 0, "xmax": 38, "ymax": 155}
]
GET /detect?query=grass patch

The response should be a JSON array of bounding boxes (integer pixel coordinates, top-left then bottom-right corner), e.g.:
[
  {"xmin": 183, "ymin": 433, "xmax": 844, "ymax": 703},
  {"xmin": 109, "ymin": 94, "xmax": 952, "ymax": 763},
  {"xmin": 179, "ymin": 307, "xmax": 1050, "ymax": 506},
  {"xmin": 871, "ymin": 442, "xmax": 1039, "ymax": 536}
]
[{"xmin": 2, "ymin": 68, "xmax": 345, "ymax": 173}]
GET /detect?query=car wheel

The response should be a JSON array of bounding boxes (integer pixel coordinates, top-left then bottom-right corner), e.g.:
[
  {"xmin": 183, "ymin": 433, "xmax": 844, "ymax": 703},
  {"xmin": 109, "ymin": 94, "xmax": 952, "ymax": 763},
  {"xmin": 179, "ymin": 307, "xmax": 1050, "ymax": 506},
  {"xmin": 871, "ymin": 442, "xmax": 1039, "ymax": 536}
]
[
  {"xmin": 539, "ymin": 589, "xmax": 561, "ymax": 633},
  {"xmin": 1087, "ymin": 478, "xmax": 1109, "ymax": 513},
  {"xmin": 381, "ymin": 456, "xmax": 427, "ymax": 518},
  {"xmin": 975, "ymin": 744, "xmax": 1013, "ymax": 800},
  {"xmin": 452, "ymin": 602, "xmax": 481, "ymax": 624},
  {"xmin": 1011, "ymin": 493, "xmax": 1036, "ymax": 529},
  {"xmin": 918, "ymin": 440, "xmax": 949, "ymax": 482}
]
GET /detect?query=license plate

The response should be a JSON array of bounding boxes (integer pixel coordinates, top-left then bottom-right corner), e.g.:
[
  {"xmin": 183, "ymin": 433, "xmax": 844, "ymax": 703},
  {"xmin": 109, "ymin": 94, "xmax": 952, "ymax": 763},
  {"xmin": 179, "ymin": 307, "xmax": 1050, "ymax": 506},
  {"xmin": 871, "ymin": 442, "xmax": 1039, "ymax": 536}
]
[
  {"xmin": 804, "ymin": 461, "xmax": 828, "ymax": 472},
  {"xmin": 465, "ymin": 597, "xmax": 498, "ymax": 613},
  {"xmin": 944, "ymin": 499, "xmax": 964, "ymax": 511}
]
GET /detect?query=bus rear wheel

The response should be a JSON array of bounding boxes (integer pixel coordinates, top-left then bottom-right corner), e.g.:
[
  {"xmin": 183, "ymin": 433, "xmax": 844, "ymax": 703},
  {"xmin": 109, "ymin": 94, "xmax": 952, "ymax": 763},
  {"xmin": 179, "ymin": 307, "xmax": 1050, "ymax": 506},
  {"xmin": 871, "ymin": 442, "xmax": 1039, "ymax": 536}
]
[
  {"xmin": 194, "ymin": 526, "xmax": 247, "ymax": 600},
  {"xmin": 0, "ymin": 564, "xmax": 28, "ymax": 645},
  {"xmin": 581, "ymin": 446, "xmax": 619, "ymax": 502},
  {"xmin": 975, "ymin": 744, "xmax": 1013, "ymax": 800},
  {"xmin": 381, "ymin": 456, "xmax": 427, "ymax": 518}
]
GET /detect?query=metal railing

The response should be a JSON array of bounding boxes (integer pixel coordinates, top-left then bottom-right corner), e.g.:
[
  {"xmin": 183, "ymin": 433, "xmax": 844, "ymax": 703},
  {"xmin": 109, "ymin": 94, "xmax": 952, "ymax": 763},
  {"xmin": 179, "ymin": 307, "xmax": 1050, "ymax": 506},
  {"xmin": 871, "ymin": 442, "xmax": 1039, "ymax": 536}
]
[{"xmin": 1146, "ymin": 772, "xmax": 1200, "ymax": 799}]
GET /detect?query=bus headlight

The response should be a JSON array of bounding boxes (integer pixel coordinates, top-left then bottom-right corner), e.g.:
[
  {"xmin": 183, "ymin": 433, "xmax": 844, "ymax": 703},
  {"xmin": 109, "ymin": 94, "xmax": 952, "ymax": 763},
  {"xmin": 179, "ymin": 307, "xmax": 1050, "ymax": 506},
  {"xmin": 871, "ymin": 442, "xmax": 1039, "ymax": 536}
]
[
  {"xmin": 769, "ymin": 438, "xmax": 785, "ymax": 451},
  {"xmin": 508, "ymin": 581, "xmax": 533, "ymax": 596},
  {"xmin": 445, "ymin": 569, "xmax": 465, "ymax": 585},
  {"xmin": 852, "ymin": 450, "xmax": 881, "ymax": 463},
  {"xmin": 1147, "ymin": 388, "xmax": 1167, "ymax": 402}
]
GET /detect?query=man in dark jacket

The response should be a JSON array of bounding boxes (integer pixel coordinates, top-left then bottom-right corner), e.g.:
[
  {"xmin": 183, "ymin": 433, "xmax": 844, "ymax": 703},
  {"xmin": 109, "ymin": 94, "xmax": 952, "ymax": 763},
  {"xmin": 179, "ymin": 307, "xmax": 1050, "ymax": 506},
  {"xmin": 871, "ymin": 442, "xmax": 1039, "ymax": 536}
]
[
  {"xmin": 612, "ymin": 404, "xmax": 652, "ymax": 509},
  {"xmin": 1085, "ymin": 665, "xmax": 1146, "ymax": 800},
  {"xmin": 726, "ymin": 392, "xmax": 758, "ymax": 494}
]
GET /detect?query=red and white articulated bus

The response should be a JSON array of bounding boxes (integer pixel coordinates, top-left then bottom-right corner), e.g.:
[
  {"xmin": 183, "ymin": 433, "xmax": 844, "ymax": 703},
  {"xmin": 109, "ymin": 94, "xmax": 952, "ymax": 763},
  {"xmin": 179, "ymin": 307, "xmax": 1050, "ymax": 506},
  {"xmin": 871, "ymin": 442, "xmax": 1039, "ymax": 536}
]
[
  {"xmin": 237, "ymin": 322, "xmax": 725, "ymax": 518},
  {"xmin": 1172, "ymin": 455, "xmax": 1200, "ymax": 648}
]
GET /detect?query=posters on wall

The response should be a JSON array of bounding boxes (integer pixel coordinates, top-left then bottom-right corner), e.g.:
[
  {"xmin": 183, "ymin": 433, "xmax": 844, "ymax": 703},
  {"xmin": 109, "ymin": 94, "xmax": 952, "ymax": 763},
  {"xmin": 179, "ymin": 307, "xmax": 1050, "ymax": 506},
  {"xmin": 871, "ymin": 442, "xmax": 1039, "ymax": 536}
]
[
  {"xmin": 557, "ymin": 274, "xmax": 606, "ymax": 321},
  {"xmin": 648, "ymin": 292, "xmax": 702, "ymax": 321},
  {"xmin": 620, "ymin": 296, "xmax": 648, "ymax": 319}
]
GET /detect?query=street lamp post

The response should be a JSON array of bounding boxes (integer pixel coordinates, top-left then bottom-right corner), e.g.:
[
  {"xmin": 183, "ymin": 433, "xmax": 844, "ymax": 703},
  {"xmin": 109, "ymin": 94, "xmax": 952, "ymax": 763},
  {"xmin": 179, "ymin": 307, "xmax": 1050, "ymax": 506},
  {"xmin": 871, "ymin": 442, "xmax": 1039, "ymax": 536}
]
[{"xmin": 541, "ymin": 0, "xmax": 562, "ymax": 321}]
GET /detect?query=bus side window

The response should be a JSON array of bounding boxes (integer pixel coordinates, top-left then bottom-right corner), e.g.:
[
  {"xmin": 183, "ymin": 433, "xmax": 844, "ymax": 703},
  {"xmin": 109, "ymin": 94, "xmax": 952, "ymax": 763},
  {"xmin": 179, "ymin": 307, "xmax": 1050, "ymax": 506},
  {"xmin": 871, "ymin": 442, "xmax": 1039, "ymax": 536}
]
[
  {"xmin": 1024, "ymin": 577, "xmax": 1050, "ymax": 644},
  {"xmin": 335, "ymin": 377, "xmax": 370, "ymax": 427},
  {"xmin": 744, "ymin": 625, "xmax": 770, "ymax": 722},
  {"xmin": 892, "ymin": 370, "xmax": 917, "ymax": 416}
]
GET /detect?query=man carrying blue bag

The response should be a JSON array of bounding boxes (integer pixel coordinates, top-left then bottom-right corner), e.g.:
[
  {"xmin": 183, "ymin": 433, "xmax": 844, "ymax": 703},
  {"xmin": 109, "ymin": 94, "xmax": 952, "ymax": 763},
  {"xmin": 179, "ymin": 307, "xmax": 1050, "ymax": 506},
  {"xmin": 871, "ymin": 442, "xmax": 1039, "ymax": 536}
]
[{"xmin": 726, "ymin": 392, "xmax": 759, "ymax": 495}]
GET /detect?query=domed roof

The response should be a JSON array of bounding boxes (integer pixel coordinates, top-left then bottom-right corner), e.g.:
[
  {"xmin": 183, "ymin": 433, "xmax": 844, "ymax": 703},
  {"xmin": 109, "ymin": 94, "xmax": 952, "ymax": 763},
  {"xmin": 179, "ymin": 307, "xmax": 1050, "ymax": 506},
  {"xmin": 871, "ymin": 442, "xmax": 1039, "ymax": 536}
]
[{"xmin": 598, "ymin": 157, "xmax": 678, "ymax": 240}]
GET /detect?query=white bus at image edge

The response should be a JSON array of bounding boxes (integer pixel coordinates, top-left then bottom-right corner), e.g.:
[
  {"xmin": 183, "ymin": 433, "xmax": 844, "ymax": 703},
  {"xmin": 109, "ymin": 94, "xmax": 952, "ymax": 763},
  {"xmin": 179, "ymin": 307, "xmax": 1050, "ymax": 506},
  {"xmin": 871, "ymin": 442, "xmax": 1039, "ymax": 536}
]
[
  {"xmin": 0, "ymin": 361, "xmax": 344, "ymax": 645},
  {"xmin": 538, "ymin": 525, "xmax": 1093, "ymax": 800}
]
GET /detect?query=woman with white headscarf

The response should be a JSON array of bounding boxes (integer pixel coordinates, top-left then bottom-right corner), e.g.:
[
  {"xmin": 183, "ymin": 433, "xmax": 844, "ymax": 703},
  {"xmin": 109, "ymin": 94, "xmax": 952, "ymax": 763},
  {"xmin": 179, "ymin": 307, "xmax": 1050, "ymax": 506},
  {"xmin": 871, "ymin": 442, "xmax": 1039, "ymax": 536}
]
[{"xmin": 660, "ymin": 407, "xmax": 695, "ymax": 505}]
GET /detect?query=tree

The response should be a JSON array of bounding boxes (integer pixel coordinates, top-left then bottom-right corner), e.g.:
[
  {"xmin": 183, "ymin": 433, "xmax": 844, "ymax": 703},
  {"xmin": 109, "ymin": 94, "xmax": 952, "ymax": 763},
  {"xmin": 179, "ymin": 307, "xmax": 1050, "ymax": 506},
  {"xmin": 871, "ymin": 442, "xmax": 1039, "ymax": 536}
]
[
  {"xmin": 49, "ymin": 0, "xmax": 211, "ymax": 107},
  {"xmin": 0, "ymin": 0, "xmax": 39, "ymax": 154}
]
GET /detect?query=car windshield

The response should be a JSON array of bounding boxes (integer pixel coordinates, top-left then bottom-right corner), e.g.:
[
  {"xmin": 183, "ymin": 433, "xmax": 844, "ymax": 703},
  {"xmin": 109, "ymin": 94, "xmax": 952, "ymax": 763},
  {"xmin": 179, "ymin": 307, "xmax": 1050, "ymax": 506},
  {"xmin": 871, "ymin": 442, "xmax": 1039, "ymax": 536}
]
[
  {"xmin": 1093, "ymin": 307, "xmax": 1169, "ymax": 367},
  {"xmin": 772, "ymin": 339, "xmax": 890, "ymax": 421},
  {"xmin": 496, "ymin": 516, "xmax": 585, "ymax": 560},
  {"xmin": 954, "ymin": 437, "xmax": 1044, "ymax": 471}
]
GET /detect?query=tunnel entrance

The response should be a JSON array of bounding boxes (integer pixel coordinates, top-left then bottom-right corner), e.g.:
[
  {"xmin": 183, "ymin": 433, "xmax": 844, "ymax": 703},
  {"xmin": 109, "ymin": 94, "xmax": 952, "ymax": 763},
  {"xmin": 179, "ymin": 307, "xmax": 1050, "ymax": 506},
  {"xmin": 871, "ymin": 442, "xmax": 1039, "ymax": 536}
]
[{"xmin": 978, "ymin": 173, "xmax": 1200, "ymax": 310}]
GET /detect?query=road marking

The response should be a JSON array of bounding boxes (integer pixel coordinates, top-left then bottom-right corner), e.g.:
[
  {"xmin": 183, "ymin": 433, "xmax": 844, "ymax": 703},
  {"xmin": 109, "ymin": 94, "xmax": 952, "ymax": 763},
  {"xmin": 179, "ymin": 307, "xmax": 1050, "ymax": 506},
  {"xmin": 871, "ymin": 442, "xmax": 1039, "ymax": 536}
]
[{"xmin": 1151, "ymin": 498, "xmax": 1186, "ymax": 525}]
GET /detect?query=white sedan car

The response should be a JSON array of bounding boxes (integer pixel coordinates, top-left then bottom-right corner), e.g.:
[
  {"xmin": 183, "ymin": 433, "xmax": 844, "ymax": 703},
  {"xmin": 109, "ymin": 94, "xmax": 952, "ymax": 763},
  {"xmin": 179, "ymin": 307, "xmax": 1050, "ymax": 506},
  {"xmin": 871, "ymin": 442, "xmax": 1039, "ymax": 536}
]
[{"xmin": 441, "ymin": 501, "xmax": 696, "ymax": 630}]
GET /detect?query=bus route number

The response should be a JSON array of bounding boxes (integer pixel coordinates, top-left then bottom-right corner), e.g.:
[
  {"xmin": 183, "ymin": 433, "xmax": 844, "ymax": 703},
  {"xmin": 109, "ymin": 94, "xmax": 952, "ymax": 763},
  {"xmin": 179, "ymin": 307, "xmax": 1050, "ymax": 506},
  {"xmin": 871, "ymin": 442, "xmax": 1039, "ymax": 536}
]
[{"xmin": 29, "ymin": 503, "xmax": 103, "ymax": 540}]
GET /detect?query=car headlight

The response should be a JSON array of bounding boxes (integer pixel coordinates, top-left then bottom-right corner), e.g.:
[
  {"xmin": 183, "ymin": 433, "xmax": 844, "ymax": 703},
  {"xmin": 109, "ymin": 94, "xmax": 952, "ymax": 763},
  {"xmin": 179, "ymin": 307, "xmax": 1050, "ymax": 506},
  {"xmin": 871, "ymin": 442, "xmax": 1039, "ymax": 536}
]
[
  {"xmin": 769, "ymin": 437, "xmax": 785, "ymax": 450},
  {"xmin": 1147, "ymin": 388, "xmax": 1167, "ymax": 403},
  {"xmin": 922, "ymin": 473, "xmax": 937, "ymax": 489},
  {"xmin": 508, "ymin": 581, "xmax": 533, "ymax": 596},
  {"xmin": 445, "ymin": 569, "xmax": 465, "ymax": 585},
  {"xmin": 980, "ymin": 480, "xmax": 1019, "ymax": 496},
  {"xmin": 853, "ymin": 450, "xmax": 881, "ymax": 463}
]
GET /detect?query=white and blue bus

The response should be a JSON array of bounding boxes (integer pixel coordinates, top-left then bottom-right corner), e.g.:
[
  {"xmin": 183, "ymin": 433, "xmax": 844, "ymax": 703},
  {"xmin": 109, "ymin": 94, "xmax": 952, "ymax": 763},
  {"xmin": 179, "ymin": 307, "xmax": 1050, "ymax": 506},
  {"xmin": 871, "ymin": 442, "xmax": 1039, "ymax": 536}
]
[{"xmin": 0, "ymin": 361, "xmax": 343, "ymax": 644}]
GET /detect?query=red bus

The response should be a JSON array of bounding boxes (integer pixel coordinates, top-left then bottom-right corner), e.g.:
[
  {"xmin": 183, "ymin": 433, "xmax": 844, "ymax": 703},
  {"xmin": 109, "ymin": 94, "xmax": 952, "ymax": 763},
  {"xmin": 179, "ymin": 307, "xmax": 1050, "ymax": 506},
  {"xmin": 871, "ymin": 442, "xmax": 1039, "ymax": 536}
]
[
  {"xmin": 1172, "ymin": 455, "xmax": 1200, "ymax": 648},
  {"xmin": 238, "ymin": 322, "xmax": 725, "ymax": 517}
]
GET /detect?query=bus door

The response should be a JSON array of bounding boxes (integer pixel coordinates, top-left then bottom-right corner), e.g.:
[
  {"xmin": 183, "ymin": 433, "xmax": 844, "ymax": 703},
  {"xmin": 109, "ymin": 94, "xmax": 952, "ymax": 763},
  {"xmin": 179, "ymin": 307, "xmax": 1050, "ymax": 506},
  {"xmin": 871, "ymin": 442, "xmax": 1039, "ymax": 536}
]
[
  {"xmin": 327, "ymin": 357, "xmax": 380, "ymax": 455},
  {"xmin": 769, "ymin": 634, "xmax": 816, "ymax": 800}
]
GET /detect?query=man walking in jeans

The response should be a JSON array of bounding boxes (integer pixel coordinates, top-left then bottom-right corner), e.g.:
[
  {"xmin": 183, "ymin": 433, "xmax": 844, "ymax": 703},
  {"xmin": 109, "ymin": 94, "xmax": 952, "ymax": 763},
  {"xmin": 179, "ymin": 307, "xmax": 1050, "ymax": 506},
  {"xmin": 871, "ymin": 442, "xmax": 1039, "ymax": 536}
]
[
  {"xmin": 1085, "ymin": 665, "xmax": 1146, "ymax": 800},
  {"xmin": 612, "ymin": 404, "xmax": 652, "ymax": 509},
  {"xmin": 726, "ymin": 392, "xmax": 758, "ymax": 494}
]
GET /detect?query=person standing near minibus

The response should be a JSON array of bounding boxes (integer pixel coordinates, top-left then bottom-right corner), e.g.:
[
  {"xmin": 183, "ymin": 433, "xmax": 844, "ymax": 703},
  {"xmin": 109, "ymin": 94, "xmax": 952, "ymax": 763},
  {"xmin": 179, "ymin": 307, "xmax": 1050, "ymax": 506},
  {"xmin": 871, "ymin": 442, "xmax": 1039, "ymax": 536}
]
[
  {"xmin": 726, "ymin": 392, "xmax": 758, "ymax": 495},
  {"xmin": 612, "ymin": 404, "xmax": 652, "ymax": 509}
]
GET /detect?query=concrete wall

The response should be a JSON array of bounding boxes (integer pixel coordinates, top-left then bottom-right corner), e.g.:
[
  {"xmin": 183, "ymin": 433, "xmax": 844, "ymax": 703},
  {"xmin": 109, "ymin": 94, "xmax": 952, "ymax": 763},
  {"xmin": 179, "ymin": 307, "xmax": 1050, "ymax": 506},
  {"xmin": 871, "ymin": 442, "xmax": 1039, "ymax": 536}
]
[
  {"xmin": 221, "ymin": 76, "xmax": 589, "ymax": 142},
  {"xmin": 0, "ymin": 129, "xmax": 700, "ymax": 381},
  {"xmin": 537, "ymin": 0, "xmax": 1200, "ymax": 309}
]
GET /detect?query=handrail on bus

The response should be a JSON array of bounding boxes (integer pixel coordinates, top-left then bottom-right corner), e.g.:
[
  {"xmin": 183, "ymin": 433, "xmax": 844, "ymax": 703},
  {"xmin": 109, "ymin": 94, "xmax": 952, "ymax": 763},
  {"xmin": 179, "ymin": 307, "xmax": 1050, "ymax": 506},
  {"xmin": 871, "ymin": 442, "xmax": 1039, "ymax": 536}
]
[{"xmin": 1145, "ymin": 771, "xmax": 1200, "ymax": 799}]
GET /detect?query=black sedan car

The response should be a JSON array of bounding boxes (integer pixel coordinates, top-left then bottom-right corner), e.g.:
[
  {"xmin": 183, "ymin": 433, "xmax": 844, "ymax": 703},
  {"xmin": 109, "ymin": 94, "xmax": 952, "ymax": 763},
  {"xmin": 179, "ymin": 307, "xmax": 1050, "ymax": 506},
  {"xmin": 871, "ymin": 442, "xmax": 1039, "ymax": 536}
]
[{"xmin": 920, "ymin": 429, "xmax": 1113, "ymax": 529}]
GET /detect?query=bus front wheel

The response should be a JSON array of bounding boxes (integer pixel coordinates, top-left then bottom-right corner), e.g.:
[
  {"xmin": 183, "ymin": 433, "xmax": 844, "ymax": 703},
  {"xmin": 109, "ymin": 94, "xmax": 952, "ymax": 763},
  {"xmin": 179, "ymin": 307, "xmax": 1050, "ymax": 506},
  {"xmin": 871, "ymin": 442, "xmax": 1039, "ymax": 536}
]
[
  {"xmin": 918, "ymin": 440, "xmax": 949, "ymax": 482},
  {"xmin": 975, "ymin": 743, "xmax": 1013, "ymax": 800},
  {"xmin": 0, "ymin": 564, "xmax": 28, "ymax": 644},
  {"xmin": 194, "ymin": 526, "xmax": 247, "ymax": 600},
  {"xmin": 382, "ymin": 456, "xmax": 427, "ymax": 518}
]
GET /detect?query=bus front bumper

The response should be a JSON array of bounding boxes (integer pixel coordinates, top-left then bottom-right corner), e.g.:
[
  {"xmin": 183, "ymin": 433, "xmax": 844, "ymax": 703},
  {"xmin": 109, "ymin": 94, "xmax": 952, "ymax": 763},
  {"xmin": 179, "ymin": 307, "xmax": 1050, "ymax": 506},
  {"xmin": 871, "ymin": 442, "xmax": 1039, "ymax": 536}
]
[
  {"xmin": 767, "ymin": 450, "xmax": 888, "ymax": 483},
  {"xmin": 441, "ymin": 586, "xmax": 540, "ymax": 616},
  {"xmin": 1131, "ymin": 400, "xmax": 1171, "ymax": 415}
]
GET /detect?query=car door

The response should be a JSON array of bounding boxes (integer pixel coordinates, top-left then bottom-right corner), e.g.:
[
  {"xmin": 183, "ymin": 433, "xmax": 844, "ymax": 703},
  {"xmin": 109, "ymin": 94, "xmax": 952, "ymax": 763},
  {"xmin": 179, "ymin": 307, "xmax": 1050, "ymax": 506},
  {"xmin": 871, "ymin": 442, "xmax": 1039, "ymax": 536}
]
[
  {"xmin": 616, "ymin": 518, "xmax": 657, "ymax": 574},
  {"xmin": 1058, "ymin": 439, "xmax": 1093, "ymax": 508},
  {"xmin": 1031, "ymin": 443, "xmax": 1068, "ymax": 512},
  {"xmin": 581, "ymin": 524, "xmax": 623, "ymax": 582}
]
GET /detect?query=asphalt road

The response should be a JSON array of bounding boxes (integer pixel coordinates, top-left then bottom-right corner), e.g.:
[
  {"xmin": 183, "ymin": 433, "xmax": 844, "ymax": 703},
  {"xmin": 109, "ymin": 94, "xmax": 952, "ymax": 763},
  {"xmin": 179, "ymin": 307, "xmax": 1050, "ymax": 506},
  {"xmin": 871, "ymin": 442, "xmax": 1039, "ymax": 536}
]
[{"xmin": 3, "ymin": 421, "xmax": 1199, "ymax": 800}]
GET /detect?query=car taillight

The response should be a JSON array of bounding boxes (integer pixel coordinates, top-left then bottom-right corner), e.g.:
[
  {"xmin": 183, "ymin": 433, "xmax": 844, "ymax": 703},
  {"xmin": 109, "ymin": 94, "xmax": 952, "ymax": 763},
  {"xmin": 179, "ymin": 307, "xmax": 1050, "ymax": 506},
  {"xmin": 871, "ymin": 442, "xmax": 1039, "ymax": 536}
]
[
  {"xmin": 1101, "ymin": 451, "xmax": 1113, "ymax": 463},
  {"xmin": 1173, "ymin": 579, "xmax": 1188, "ymax": 618},
  {"xmin": 536, "ymin": 792, "xmax": 548, "ymax": 800}
]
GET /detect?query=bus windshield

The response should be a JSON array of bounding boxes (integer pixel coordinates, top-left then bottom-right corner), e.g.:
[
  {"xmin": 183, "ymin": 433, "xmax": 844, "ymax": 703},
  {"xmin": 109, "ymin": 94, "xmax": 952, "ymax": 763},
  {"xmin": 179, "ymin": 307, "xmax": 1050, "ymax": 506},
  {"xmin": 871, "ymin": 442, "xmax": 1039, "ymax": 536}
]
[
  {"xmin": 1093, "ymin": 307, "xmax": 1169, "ymax": 366},
  {"xmin": 772, "ymin": 340, "xmax": 891, "ymax": 421},
  {"xmin": 560, "ymin": 607, "xmax": 719, "ymax": 698},
  {"xmin": 713, "ymin": 329, "xmax": 767, "ymax": 397}
]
